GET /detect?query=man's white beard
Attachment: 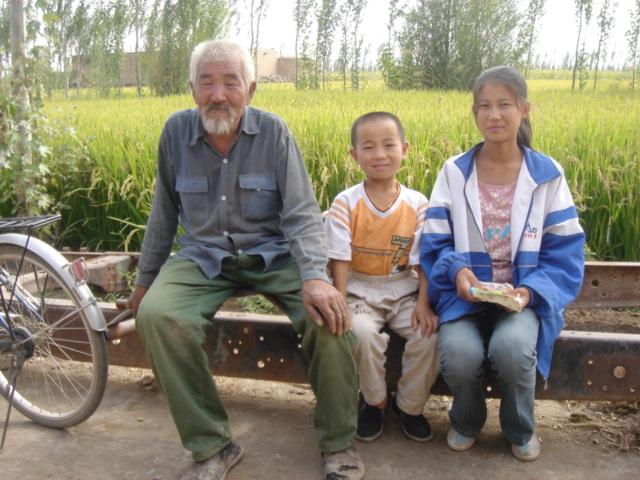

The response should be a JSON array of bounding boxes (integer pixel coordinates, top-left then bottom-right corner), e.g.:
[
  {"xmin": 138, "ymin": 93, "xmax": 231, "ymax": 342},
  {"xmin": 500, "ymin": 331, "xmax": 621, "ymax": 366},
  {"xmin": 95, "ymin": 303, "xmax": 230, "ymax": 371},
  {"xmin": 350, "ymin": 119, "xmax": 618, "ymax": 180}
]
[{"xmin": 200, "ymin": 107, "xmax": 239, "ymax": 135}]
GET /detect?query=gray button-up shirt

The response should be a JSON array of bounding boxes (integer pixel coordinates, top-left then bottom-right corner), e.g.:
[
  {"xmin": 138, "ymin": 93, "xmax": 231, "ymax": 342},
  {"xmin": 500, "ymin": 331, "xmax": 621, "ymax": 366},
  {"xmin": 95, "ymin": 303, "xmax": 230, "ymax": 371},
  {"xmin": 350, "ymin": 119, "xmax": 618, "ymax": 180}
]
[{"xmin": 136, "ymin": 106, "xmax": 329, "ymax": 288}]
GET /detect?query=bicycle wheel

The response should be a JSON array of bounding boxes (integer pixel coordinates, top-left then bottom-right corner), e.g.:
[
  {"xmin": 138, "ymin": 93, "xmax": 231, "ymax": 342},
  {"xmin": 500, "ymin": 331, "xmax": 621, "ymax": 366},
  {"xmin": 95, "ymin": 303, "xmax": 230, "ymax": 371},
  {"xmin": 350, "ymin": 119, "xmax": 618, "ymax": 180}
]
[{"xmin": 0, "ymin": 241, "xmax": 108, "ymax": 428}]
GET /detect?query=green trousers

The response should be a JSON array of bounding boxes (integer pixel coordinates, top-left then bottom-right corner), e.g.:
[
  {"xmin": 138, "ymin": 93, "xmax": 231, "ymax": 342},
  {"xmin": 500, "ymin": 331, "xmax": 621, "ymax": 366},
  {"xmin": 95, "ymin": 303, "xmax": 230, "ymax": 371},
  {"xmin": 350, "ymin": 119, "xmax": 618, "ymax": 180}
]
[{"xmin": 136, "ymin": 255, "xmax": 358, "ymax": 461}]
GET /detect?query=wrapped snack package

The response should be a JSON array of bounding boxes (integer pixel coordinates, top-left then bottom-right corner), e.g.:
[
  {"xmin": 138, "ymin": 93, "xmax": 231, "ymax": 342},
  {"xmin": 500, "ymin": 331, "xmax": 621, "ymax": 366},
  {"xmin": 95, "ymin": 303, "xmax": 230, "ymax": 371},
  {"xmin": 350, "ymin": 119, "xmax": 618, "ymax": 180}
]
[{"xmin": 469, "ymin": 282, "xmax": 524, "ymax": 312}]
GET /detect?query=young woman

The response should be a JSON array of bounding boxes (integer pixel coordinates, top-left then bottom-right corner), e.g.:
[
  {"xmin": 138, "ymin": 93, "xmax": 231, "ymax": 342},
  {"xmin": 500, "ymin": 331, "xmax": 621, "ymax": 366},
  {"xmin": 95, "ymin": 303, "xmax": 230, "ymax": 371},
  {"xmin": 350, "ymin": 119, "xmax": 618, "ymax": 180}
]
[{"xmin": 420, "ymin": 66, "xmax": 585, "ymax": 461}]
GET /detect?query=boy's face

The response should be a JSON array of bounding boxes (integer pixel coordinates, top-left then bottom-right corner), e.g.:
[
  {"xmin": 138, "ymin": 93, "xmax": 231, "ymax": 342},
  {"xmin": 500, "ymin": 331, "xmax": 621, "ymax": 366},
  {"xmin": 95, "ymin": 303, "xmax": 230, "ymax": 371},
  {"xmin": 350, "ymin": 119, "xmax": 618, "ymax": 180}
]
[{"xmin": 350, "ymin": 118, "xmax": 409, "ymax": 182}]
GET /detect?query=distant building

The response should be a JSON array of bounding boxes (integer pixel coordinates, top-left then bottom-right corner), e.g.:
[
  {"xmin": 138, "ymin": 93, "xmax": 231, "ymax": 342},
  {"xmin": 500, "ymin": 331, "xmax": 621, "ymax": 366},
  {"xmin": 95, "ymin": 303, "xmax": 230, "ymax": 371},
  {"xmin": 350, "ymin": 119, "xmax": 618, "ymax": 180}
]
[{"xmin": 255, "ymin": 48, "xmax": 295, "ymax": 82}]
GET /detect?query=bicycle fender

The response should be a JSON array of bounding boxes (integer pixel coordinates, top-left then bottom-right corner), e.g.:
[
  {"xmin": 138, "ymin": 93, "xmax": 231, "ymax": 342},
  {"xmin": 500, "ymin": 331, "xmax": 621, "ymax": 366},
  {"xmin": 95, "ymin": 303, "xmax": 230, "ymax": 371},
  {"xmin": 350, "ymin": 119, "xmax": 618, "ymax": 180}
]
[{"xmin": 0, "ymin": 233, "xmax": 107, "ymax": 332}]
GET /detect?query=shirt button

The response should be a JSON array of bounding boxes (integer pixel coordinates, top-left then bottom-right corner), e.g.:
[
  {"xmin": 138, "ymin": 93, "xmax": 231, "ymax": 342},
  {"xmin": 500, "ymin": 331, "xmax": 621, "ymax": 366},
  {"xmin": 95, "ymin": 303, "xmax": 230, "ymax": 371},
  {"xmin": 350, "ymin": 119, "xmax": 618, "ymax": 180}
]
[
  {"xmin": 221, "ymin": 195, "xmax": 226, "ymax": 201},
  {"xmin": 223, "ymin": 158, "xmax": 228, "ymax": 164},
  {"xmin": 237, "ymin": 249, "xmax": 243, "ymax": 254},
  {"xmin": 223, "ymin": 230, "xmax": 229, "ymax": 236}
]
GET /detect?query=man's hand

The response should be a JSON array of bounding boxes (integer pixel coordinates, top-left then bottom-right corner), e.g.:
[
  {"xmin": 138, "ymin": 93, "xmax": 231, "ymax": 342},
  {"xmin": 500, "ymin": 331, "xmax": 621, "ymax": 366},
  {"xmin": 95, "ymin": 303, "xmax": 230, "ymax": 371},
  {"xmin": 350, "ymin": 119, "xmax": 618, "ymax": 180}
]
[
  {"xmin": 302, "ymin": 279, "xmax": 351, "ymax": 335},
  {"xmin": 127, "ymin": 286, "xmax": 149, "ymax": 317},
  {"xmin": 411, "ymin": 299, "xmax": 439, "ymax": 337},
  {"xmin": 455, "ymin": 267, "xmax": 483, "ymax": 302}
]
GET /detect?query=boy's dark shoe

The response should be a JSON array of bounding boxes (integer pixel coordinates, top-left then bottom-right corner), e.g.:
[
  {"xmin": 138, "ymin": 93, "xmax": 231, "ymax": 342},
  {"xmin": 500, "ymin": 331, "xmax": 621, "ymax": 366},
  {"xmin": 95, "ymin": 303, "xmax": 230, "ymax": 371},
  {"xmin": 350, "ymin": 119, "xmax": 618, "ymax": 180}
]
[
  {"xmin": 391, "ymin": 397, "xmax": 433, "ymax": 442},
  {"xmin": 355, "ymin": 402, "xmax": 384, "ymax": 442}
]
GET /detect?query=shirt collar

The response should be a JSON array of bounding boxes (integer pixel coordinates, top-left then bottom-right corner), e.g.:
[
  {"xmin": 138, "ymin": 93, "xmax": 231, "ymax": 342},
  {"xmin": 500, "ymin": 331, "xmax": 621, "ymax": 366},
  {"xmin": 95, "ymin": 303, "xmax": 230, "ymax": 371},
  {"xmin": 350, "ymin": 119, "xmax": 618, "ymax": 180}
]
[{"xmin": 190, "ymin": 106, "xmax": 259, "ymax": 146}]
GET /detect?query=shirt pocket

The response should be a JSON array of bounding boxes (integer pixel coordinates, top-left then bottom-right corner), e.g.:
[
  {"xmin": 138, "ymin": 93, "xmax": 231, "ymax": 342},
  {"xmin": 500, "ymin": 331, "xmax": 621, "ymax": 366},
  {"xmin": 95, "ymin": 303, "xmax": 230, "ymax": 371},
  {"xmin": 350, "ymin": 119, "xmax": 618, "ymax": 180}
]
[
  {"xmin": 239, "ymin": 174, "xmax": 279, "ymax": 221},
  {"xmin": 176, "ymin": 176, "xmax": 209, "ymax": 225}
]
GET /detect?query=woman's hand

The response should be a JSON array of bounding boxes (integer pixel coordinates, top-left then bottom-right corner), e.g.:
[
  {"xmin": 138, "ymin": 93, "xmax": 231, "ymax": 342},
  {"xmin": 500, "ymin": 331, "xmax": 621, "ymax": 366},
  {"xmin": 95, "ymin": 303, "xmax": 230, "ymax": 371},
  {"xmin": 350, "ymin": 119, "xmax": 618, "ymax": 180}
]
[{"xmin": 455, "ymin": 267, "xmax": 483, "ymax": 302}]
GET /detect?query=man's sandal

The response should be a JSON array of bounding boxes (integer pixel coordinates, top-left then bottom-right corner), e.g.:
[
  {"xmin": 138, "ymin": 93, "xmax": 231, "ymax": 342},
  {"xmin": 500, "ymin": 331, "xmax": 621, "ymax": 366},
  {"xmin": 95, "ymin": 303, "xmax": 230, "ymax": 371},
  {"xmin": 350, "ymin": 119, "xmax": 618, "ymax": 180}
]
[{"xmin": 321, "ymin": 445, "xmax": 365, "ymax": 480}]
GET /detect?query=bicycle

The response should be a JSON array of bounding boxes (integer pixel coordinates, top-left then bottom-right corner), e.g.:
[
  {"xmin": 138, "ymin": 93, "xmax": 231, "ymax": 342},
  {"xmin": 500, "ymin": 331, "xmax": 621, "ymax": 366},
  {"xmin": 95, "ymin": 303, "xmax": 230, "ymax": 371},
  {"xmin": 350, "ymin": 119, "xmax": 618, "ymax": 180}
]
[{"xmin": 0, "ymin": 215, "xmax": 109, "ymax": 449}]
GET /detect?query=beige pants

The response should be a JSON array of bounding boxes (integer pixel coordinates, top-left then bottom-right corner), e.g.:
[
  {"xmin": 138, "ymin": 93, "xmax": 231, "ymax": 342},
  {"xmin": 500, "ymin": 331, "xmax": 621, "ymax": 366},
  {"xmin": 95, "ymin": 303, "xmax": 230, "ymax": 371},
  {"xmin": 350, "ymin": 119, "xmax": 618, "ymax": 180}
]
[{"xmin": 347, "ymin": 271, "xmax": 439, "ymax": 415}]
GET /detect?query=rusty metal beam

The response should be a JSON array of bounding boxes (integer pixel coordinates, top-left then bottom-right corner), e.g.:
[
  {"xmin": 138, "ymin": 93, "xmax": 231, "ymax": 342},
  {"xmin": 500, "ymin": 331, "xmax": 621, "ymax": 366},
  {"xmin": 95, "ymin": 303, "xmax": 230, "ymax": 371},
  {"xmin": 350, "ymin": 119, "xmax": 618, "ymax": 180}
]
[
  {"xmin": 59, "ymin": 254, "xmax": 640, "ymax": 308},
  {"xmin": 99, "ymin": 305, "xmax": 640, "ymax": 402},
  {"xmin": 573, "ymin": 261, "xmax": 640, "ymax": 308}
]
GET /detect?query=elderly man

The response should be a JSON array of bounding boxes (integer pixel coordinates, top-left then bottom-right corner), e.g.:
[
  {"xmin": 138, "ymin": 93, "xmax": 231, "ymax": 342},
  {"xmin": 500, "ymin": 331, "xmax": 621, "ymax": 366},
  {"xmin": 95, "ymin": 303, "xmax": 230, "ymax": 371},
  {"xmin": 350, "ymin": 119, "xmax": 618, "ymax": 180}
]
[{"xmin": 127, "ymin": 40, "xmax": 364, "ymax": 480}]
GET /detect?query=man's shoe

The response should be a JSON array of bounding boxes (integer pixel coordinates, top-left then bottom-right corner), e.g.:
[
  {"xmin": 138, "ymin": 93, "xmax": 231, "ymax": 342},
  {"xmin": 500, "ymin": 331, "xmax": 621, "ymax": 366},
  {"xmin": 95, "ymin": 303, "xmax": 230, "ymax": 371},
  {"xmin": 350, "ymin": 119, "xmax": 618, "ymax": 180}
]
[
  {"xmin": 391, "ymin": 397, "xmax": 433, "ymax": 442},
  {"xmin": 446, "ymin": 427, "xmax": 476, "ymax": 452},
  {"xmin": 356, "ymin": 402, "xmax": 384, "ymax": 441},
  {"xmin": 512, "ymin": 435, "xmax": 541, "ymax": 462},
  {"xmin": 322, "ymin": 445, "xmax": 365, "ymax": 480},
  {"xmin": 180, "ymin": 442, "xmax": 243, "ymax": 480}
]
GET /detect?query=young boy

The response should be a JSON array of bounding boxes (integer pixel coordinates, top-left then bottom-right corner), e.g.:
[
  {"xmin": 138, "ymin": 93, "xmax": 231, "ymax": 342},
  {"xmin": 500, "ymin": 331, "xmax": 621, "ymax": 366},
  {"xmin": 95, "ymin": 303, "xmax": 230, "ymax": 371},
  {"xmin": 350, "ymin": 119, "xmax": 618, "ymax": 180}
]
[{"xmin": 325, "ymin": 111, "xmax": 439, "ymax": 442}]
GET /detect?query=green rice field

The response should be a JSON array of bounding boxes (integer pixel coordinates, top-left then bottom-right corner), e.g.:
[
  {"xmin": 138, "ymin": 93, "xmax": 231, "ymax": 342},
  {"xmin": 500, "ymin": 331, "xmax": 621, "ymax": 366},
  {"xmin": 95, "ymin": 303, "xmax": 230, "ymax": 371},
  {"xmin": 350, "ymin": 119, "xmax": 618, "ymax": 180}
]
[{"xmin": 43, "ymin": 79, "xmax": 640, "ymax": 260}]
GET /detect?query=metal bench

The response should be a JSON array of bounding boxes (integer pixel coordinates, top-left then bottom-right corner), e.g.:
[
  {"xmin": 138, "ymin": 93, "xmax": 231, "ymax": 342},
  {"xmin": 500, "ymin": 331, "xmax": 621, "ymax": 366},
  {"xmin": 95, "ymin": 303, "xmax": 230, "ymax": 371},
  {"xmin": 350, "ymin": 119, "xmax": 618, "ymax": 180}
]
[{"xmin": 97, "ymin": 261, "xmax": 640, "ymax": 402}]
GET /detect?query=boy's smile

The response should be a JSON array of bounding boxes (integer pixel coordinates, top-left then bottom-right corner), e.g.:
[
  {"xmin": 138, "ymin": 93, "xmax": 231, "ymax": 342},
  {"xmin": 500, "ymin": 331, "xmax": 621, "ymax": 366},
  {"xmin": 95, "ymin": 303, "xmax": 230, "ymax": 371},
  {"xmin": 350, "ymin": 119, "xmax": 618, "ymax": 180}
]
[{"xmin": 350, "ymin": 118, "xmax": 409, "ymax": 183}]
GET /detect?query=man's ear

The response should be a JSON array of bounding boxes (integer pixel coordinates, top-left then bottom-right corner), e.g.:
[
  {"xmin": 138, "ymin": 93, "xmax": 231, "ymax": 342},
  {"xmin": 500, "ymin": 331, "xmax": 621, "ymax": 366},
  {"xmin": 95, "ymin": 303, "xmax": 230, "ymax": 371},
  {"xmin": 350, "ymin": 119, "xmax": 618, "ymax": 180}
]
[
  {"xmin": 247, "ymin": 81, "xmax": 257, "ymax": 102},
  {"xmin": 349, "ymin": 147, "xmax": 358, "ymax": 161}
]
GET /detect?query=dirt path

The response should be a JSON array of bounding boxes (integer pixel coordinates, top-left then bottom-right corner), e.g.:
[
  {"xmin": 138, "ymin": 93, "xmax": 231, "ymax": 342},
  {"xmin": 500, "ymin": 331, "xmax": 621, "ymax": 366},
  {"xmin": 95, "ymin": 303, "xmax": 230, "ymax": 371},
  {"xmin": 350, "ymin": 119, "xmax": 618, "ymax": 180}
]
[{"xmin": 2, "ymin": 366, "xmax": 638, "ymax": 480}]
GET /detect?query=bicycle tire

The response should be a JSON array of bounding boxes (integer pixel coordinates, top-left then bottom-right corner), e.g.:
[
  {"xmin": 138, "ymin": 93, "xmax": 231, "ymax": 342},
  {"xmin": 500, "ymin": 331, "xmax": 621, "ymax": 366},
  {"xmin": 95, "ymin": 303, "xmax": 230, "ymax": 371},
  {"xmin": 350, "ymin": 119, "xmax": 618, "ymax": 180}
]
[{"xmin": 0, "ymin": 241, "xmax": 108, "ymax": 428}]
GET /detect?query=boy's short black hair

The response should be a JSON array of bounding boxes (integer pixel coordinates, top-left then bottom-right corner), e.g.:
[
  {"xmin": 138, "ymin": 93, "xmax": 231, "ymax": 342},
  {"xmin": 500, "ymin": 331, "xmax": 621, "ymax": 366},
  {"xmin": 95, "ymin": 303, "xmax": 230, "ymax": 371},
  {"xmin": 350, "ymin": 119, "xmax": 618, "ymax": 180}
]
[{"xmin": 350, "ymin": 111, "xmax": 406, "ymax": 147}]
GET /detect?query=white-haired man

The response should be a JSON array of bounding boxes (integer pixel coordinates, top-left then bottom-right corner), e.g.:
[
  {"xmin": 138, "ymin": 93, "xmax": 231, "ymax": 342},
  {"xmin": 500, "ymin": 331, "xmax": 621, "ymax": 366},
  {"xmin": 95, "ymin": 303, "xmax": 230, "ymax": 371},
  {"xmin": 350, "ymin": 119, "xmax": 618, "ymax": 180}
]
[{"xmin": 127, "ymin": 40, "xmax": 364, "ymax": 480}]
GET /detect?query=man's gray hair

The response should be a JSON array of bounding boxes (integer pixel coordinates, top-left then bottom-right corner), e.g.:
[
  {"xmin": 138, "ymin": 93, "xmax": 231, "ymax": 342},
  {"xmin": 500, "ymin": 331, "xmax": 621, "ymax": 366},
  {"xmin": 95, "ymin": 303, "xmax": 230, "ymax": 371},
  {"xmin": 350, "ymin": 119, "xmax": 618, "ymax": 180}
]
[{"xmin": 189, "ymin": 40, "xmax": 255, "ymax": 88}]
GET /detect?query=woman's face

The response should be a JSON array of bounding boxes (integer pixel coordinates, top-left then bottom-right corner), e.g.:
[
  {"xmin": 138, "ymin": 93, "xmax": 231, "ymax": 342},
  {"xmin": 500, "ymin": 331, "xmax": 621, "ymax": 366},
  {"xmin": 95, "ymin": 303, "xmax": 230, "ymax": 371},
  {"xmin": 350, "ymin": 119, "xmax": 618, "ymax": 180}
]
[{"xmin": 472, "ymin": 82, "xmax": 530, "ymax": 146}]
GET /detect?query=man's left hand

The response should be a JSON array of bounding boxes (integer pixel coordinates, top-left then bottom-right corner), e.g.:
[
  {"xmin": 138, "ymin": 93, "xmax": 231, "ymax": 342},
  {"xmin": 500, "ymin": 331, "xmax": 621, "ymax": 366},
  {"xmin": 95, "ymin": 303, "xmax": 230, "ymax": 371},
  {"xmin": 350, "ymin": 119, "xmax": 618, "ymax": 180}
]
[{"xmin": 302, "ymin": 279, "xmax": 351, "ymax": 335}]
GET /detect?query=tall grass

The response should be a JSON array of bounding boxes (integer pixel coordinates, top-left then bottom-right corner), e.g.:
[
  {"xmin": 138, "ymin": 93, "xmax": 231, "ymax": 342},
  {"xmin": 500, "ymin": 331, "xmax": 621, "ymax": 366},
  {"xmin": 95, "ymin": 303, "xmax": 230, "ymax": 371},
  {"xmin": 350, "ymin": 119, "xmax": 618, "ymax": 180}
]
[{"xmin": 42, "ymin": 80, "xmax": 640, "ymax": 260}]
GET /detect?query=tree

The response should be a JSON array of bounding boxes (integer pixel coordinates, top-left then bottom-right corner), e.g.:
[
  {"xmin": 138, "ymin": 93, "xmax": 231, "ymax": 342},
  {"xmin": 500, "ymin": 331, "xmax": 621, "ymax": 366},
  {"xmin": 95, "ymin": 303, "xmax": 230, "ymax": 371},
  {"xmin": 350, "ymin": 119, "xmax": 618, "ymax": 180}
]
[
  {"xmin": 628, "ymin": 0, "xmax": 640, "ymax": 91},
  {"xmin": 8, "ymin": 0, "xmax": 31, "ymax": 214},
  {"xmin": 0, "ymin": 0, "xmax": 11, "ymax": 79},
  {"xmin": 1, "ymin": 0, "xmax": 86, "ymax": 216},
  {"xmin": 314, "ymin": 0, "xmax": 337, "ymax": 89},
  {"xmin": 387, "ymin": 0, "xmax": 520, "ymax": 90},
  {"xmin": 516, "ymin": 0, "xmax": 545, "ymax": 78},
  {"xmin": 293, "ymin": 0, "xmax": 315, "ymax": 89},
  {"xmin": 248, "ymin": 0, "xmax": 268, "ymax": 81},
  {"xmin": 571, "ymin": 0, "xmax": 593, "ymax": 91},
  {"xmin": 41, "ymin": 0, "xmax": 79, "ymax": 97},
  {"xmin": 89, "ymin": 0, "xmax": 128, "ymax": 96},
  {"xmin": 592, "ymin": 0, "xmax": 615, "ymax": 91},
  {"xmin": 145, "ymin": 0, "xmax": 231, "ymax": 96},
  {"xmin": 128, "ymin": 0, "xmax": 148, "ymax": 96},
  {"xmin": 349, "ymin": 0, "xmax": 366, "ymax": 90},
  {"xmin": 336, "ymin": 0, "xmax": 350, "ymax": 90}
]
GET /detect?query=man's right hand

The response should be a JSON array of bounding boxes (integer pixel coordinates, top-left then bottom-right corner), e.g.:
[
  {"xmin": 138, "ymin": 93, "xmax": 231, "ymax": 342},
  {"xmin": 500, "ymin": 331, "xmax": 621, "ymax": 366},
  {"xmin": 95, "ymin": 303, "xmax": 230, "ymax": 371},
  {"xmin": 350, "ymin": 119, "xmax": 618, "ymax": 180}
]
[{"xmin": 127, "ymin": 286, "xmax": 149, "ymax": 316}]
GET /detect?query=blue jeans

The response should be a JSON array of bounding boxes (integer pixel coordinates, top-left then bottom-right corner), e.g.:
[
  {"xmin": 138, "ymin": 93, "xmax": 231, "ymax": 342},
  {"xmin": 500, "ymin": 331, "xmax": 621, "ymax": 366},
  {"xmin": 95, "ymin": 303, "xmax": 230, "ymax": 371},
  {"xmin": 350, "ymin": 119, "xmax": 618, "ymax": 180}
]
[{"xmin": 439, "ymin": 307, "xmax": 539, "ymax": 446}]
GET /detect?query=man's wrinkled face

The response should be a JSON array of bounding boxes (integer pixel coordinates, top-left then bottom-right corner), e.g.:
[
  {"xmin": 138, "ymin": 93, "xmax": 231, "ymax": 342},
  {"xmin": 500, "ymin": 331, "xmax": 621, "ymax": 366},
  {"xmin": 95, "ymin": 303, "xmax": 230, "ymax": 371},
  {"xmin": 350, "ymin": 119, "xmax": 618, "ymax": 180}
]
[{"xmin": 191, "ymin": 60, "xmax": 255, "ymax": 136}]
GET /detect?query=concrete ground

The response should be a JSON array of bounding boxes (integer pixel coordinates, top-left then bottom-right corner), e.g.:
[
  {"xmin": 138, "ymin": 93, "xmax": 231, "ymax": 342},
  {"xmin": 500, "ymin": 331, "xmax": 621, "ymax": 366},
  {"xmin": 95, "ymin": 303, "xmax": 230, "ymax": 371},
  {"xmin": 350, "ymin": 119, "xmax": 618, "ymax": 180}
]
[{"xmin": 1, "ymin": 367, "xmax": 639, "ymax": 480}]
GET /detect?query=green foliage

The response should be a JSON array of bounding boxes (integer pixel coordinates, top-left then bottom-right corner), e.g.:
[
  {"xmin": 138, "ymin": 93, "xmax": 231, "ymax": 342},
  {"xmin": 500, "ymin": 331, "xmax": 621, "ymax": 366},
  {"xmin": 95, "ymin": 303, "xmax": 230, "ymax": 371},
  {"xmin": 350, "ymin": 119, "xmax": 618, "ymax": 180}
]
[
  {"xmin": 144, "ymin": 0, "xmax": 231, "ymax": 96},
  {"xmin": 293, "ymin": 0, "xmax": 316, "ymax": 89},
  {"xmin": 0, "ymin": 84, "xmax": 88, "ymax": 217},
  {"xmin": 382, "ymin": 0, "xmax": 521, "ymax": 90},
  {"xmin": 89, "ymin": 0, "xmax": 128, "ymax": 96}
]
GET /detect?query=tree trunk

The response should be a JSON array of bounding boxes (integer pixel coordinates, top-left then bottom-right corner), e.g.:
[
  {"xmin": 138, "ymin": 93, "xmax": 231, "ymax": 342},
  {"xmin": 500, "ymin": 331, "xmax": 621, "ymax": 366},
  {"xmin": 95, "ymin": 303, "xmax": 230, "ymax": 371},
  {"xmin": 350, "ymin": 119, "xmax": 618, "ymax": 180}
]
[
  {"xmin": 572, "ymin": 13, "xmax": 583, "ymax": 91},
  {"xmin": 10, "ymin": 0, "xmax": 32, "ymax": 216}
]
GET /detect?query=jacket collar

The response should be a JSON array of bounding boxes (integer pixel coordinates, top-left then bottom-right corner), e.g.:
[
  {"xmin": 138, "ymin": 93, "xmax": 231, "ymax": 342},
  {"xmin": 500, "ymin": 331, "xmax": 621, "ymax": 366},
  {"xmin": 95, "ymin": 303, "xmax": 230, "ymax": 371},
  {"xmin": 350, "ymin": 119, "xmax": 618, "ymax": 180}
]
[{"xmin": 455, "ymin": 142, "xmax": 561, "ymax": 186}]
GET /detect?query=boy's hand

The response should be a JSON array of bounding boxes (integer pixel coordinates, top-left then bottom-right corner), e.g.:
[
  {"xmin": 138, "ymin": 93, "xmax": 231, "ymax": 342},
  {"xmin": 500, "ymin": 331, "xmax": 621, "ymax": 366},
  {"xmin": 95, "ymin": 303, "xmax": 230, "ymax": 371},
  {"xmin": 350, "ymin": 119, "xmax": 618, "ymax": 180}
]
[
  {"xmin": 302, "ymin": 279, "xmax": 351, "ymax": 335},
  {"xmin": 411, "ymin": 300, "xmax": 439, "ymax": 337},
  {"xmin": 455, "ymin": 267, "xmax": 483, "ymax": 302}
]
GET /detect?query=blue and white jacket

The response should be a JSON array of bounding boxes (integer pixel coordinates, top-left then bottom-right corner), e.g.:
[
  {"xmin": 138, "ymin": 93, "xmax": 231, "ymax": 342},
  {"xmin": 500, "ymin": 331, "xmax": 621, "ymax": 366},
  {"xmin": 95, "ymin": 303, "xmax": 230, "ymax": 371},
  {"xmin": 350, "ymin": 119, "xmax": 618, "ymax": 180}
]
[{"xmin": 420, "ymin": 143, "xmax": 585, "ymax": 379}]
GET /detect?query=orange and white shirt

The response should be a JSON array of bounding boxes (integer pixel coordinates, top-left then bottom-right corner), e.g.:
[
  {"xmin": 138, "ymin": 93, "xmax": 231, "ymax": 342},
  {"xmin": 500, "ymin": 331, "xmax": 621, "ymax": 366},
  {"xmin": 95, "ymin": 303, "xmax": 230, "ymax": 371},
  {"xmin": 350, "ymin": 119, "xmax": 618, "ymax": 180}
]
[{"xmin": 325, "ymin": 182, "xmax": 428, "ymax": 276}]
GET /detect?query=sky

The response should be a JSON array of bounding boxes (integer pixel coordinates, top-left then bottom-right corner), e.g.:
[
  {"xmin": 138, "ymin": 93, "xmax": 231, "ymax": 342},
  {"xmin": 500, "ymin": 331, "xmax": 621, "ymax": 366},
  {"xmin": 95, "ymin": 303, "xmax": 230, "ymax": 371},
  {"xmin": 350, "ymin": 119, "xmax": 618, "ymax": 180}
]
[{"xmin": 229, "ymin": 0, "xmax": 635, "ymax": 68}]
